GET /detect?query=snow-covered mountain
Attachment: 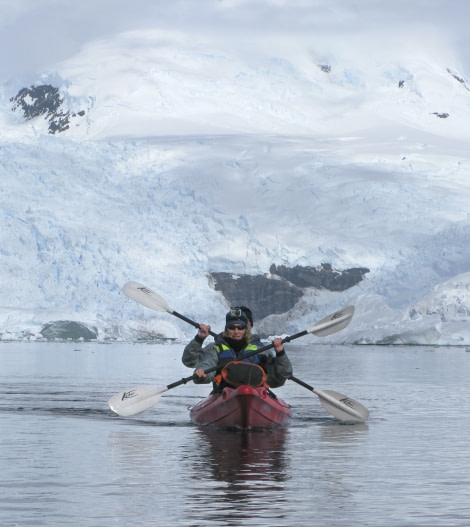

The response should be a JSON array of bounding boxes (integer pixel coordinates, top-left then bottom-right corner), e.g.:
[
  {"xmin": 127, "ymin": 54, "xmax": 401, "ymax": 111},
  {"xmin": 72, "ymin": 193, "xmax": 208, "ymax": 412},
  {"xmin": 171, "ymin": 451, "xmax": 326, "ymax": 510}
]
[{"xmin": 1, "ymin": 21, "xmax": 470, "ymax": 345}]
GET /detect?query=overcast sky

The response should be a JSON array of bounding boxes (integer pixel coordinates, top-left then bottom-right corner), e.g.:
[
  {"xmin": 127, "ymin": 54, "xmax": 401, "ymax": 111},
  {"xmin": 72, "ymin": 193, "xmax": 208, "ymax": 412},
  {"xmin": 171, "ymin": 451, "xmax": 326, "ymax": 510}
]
[{"xmin": 1, "ymin": 0, "xmax": 470, "ymax": 83}]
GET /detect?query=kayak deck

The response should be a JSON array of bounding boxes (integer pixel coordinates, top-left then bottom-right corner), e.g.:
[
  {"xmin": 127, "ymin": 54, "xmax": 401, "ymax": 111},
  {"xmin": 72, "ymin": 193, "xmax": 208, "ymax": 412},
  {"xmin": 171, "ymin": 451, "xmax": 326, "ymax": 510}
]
[{"xmin": 189, "ymin": 385, "xmax": 291, "ymax": 430}]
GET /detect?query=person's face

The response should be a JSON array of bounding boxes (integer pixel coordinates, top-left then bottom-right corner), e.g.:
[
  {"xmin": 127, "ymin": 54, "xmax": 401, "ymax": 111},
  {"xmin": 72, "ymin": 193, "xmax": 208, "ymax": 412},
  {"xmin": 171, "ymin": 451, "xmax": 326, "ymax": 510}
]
[{"xmin": 226, "ymin": 324, "xmax": 246, "ymax": 340}]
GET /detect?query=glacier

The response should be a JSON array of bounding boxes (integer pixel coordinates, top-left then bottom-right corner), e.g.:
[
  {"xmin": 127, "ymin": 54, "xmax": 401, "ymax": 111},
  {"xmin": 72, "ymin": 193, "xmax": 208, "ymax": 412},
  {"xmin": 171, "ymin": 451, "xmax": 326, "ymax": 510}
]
[{"xmin": 1, "ymin": 7, "xmax": 470, "ymax": 345}]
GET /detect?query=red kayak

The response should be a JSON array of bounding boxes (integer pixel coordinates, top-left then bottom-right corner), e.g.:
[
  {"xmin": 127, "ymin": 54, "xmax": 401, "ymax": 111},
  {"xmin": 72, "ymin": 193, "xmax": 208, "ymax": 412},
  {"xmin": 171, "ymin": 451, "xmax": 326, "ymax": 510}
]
[{"xmin": 189, "ymin": 385, "xmax": 291, "ymax": 430}]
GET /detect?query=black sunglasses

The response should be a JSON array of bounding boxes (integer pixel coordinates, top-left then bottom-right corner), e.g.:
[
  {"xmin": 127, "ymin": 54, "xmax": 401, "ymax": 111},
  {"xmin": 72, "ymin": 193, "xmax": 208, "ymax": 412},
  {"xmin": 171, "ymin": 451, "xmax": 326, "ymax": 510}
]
[{"xmin": 228, "ymin": 325, "xmax": 246, "ymax": 331}]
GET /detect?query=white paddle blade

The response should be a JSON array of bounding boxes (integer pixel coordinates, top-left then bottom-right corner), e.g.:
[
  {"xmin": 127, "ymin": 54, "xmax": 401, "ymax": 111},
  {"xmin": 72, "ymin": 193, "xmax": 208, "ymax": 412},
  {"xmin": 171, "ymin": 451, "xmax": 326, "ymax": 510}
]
[
  {"xmin": 108, "ymin": 385, "xmax": 167, "ymax": 416},
  {"xmin": 309, "ymin": 306, "xmax": 355, "ymax": 337},
  {"xmin": 123, "ymin": 282, "xmax": 172, "ymax": 313},
  {"xmin": 315, "ymin": 388, "xmax": 369, "ymax": 422}
]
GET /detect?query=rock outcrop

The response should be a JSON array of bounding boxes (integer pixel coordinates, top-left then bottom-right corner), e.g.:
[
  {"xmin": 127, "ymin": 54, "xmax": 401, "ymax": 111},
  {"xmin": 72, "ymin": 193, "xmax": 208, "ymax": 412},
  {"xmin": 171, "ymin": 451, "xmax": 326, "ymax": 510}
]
[
  {"xmin": 270, "ymin": 263, "xmax": 369, "ymax": 291},
  {"xmin": 10, "ymin": 84, "xmax": 86, "ymax": 134},
  {"xmin": 40, "ymin": 320, "xmax": 97, "ymax": 341},
  {"xmin": 210, "ymin": 263, "xmax": 369, "ymax": 320}
]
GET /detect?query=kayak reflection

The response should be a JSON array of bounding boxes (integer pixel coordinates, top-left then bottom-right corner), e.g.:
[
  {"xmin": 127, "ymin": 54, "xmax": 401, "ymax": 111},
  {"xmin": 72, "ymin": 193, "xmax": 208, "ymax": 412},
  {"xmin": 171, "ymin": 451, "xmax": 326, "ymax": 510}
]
[{"xmin": 193, "ymin": 426, "xmax": 289, "ymax": 483}]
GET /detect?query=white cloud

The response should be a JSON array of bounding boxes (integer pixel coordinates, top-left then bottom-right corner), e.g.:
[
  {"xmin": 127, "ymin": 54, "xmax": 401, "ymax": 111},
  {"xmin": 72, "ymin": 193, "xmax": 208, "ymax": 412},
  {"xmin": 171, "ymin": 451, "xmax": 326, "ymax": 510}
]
[{"xmin": 1, "ymin": 0, "xmax": 470, "ymax": 83}]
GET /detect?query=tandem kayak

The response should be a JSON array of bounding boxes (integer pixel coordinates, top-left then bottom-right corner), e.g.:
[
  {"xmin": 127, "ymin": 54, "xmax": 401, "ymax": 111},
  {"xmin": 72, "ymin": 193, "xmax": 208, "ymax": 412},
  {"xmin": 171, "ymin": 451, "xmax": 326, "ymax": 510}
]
[{"xmin": 189, "ymin": 385, "xmax": 291, "ymax": 430}]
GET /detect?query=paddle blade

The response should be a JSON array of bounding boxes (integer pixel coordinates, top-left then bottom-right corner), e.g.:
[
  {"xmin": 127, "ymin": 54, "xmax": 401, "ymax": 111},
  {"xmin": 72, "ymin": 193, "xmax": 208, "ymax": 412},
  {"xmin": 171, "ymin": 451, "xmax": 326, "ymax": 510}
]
[
  {"xmin": 123, "ymin": 282, "xmax": 172, "ymax": 313},
  {"xmin": 308, "ymin": 306, "xmax": 355, "ymax": 337},
  {"xmin": 314, "ymin": 388, "xmax": 369, "ymax": 422},
  {"xmin": 108, "ymin": 385, "xmax": 167, "ymax": 416}
]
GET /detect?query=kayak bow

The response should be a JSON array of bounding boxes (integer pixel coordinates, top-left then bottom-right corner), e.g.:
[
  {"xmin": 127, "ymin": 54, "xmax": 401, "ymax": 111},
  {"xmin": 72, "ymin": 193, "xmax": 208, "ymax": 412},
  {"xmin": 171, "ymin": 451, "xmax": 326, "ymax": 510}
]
[{"xmin": 189, "ymin": 385, "xmax": 291, "ymax": 430}]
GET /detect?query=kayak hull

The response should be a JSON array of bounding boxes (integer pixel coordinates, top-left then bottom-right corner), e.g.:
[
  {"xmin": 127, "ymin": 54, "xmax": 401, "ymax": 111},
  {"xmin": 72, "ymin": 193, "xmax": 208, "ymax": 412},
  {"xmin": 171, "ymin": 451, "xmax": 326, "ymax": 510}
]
[{"xmin": 189, "ymin": 385, "xmax": 291, "ymax": 430}]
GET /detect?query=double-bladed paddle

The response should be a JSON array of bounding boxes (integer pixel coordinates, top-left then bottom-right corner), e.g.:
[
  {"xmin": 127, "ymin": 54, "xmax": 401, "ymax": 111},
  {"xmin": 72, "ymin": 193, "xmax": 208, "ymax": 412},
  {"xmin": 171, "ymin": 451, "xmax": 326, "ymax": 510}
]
[{"xmin": 109, "ymin": 282, "xmax": 368, "ymax": 422}]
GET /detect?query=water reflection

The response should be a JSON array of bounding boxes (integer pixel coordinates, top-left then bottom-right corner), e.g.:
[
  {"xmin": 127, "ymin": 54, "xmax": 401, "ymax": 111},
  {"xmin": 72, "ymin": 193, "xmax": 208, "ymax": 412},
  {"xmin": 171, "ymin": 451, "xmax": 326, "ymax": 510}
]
[
  {"xmin": 108, "ymin": 429, "xmax": 165, "ymax": 471},
  {"xmin": 193, "ymin": 426, "xmax": 289, "ymax": 484},
  {"xmin": 187, "ymin": 427, "xmax": 291, "ymax": 524},
  {"xmin": 318, "ymin": 421, "xmax": 369, "ymax": 447}
]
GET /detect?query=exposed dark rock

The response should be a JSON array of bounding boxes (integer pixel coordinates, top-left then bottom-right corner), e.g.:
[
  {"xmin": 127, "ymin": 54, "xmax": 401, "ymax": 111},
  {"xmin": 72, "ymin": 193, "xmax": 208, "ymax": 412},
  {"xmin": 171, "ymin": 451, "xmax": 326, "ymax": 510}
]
[
  {"xmin": 398, "ymin": 80, "xmax": 405, "ymax": 88},
  {"xmin": 209, "ymin": 263, "xmax": 369, "ymax": 321},
  {"xmin": 10, "ymin": 84, "xmax": 86, "ymax": 134},
  {"xmin": 40, "ymin": 320, "xmax": 97, "ymax": 341},
  {"xmin": 431, "ymin": 112, "xmax": 449, "ymax": 119},
  {"xmin": 210, "ymin": 272, "xmax": 303, "ymax": 320},
  {"xmin": 270, "ymin": 263, "xmax": 369, "ymax": 291},
  {"xmin": 447, "ymin": 68, "xmax": 470, "ymax": 92}
]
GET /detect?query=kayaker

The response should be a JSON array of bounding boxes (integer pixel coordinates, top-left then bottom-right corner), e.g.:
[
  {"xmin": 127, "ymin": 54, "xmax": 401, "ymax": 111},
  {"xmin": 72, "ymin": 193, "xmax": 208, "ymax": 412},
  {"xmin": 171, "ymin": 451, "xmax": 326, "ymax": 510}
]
[
  {"xmin": 182, "ymin": 307, "xmax": 293, "ymax": 390},
  {"xmin": 181, "ymin": 305, "xmax": 259, "ymax": 367}
]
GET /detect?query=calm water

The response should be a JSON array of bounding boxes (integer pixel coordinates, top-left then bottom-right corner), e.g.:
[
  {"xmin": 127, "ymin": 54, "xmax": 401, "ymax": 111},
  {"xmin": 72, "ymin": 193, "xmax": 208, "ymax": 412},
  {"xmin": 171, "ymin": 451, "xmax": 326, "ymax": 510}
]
[{"xmin": 1, "ymin": 342, "xmax": 469, "ymax": 526}]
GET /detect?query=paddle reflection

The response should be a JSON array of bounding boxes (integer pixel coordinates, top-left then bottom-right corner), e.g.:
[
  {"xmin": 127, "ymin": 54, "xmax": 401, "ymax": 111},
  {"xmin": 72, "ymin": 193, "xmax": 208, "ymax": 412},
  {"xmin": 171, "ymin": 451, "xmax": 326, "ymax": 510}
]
[
  {"xmin": 193, "ymin": 426, "xmax": 289, "ymax": 484},
  {"xmin": 318, "ymin": 421, "xmax": 369, "ymax": 448}
]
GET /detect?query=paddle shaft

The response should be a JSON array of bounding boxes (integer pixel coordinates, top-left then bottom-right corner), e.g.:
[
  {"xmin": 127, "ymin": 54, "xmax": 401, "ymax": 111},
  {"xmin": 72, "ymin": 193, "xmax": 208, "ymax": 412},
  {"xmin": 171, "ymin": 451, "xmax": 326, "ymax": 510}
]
[
  {"xmin": 172, "ymin": 309, "xmax": 207, "ymax": 331},
  {"xmin": 289, "ymin": 375, "xmax": 315, "ymax": 391}
]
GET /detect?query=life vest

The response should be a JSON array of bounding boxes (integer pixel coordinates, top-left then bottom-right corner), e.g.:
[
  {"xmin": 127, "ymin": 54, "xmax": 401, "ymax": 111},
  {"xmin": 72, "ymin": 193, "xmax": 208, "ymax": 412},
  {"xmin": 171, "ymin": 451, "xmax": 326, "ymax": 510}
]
[{"xmin": 215, "ymin": 342, "xmax": 261, "ymax": 365}]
